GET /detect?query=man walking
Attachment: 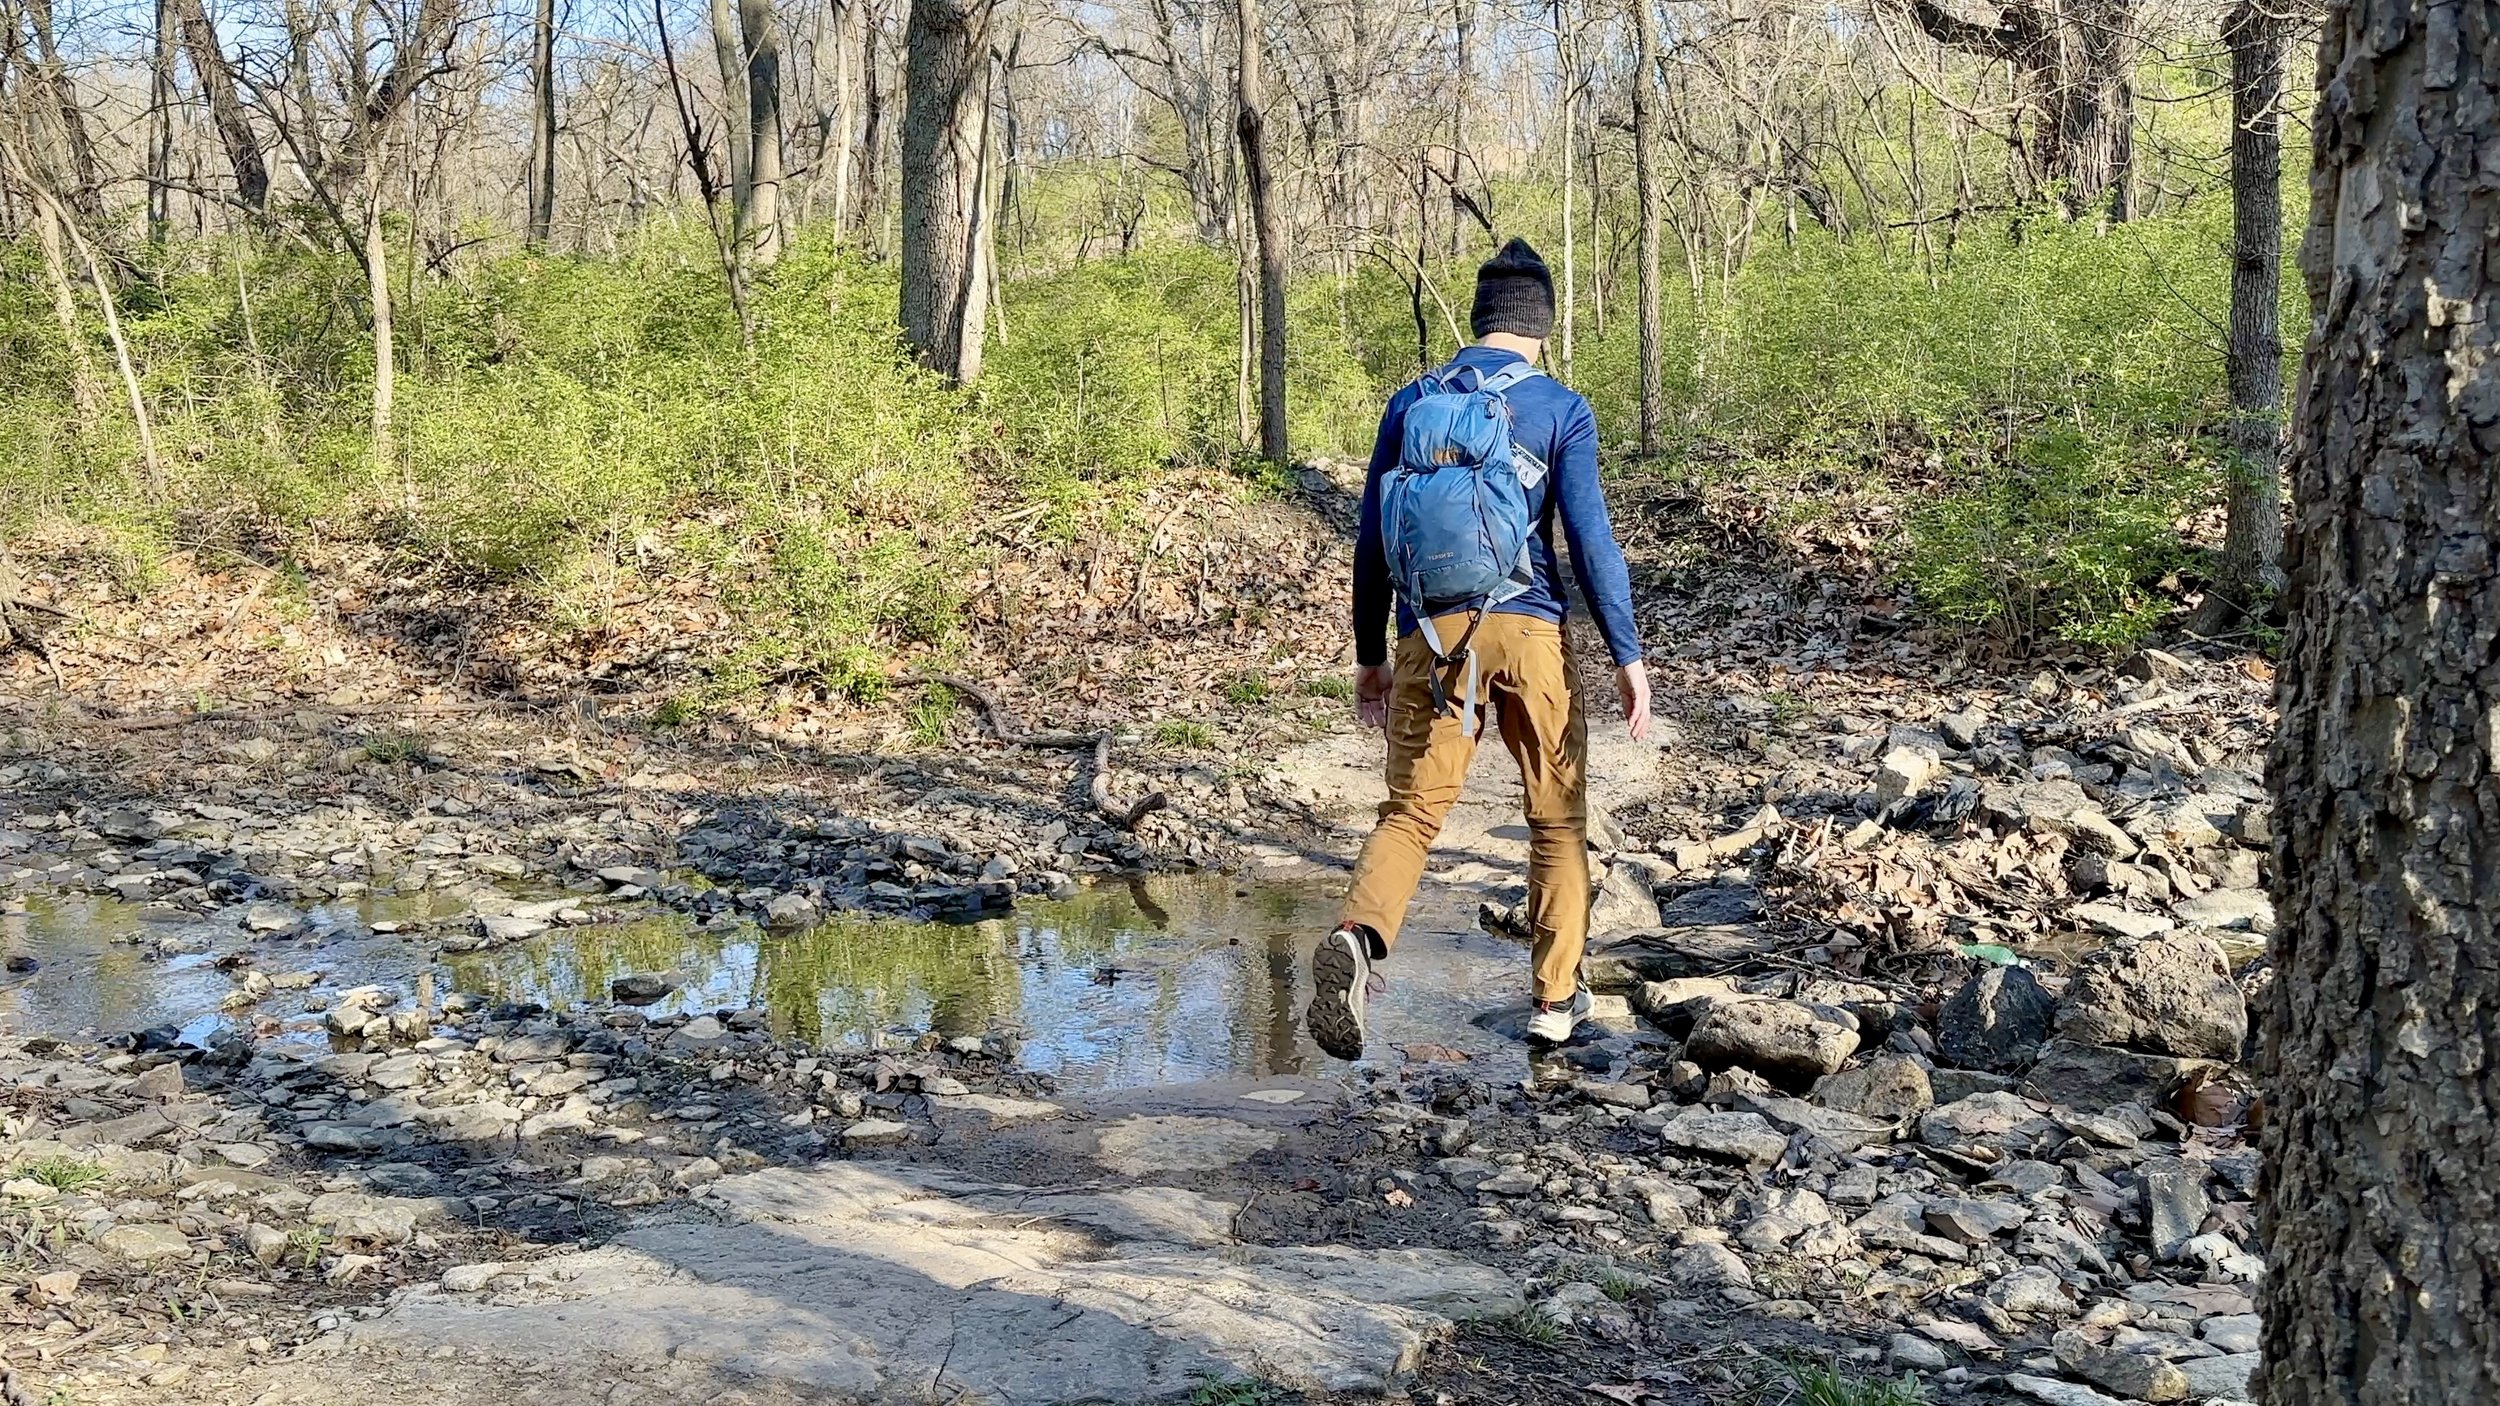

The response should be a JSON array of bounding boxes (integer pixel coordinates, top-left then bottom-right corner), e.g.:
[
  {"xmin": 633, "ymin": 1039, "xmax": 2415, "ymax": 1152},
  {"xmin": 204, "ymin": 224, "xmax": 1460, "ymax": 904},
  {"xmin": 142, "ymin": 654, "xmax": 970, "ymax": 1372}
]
[{"xmin": 1308, "ymin": 237, "xmax": 1649, "ymax": 1058}]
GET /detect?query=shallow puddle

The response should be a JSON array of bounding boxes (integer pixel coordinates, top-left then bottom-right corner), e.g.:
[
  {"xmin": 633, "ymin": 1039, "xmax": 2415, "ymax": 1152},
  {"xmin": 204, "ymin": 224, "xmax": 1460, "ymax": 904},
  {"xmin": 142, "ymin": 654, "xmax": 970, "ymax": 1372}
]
[{"xmin": 0, "ymin": 875, "xmax": 1535, "ymax": 1088}]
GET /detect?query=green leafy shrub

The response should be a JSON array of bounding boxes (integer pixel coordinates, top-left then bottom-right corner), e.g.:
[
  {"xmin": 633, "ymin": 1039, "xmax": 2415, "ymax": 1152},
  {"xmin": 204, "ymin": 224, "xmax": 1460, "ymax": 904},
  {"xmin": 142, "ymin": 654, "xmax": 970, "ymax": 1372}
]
[{"xmin": 1904, "ymin": 428, "xmax": 2205, "ymax": 649}]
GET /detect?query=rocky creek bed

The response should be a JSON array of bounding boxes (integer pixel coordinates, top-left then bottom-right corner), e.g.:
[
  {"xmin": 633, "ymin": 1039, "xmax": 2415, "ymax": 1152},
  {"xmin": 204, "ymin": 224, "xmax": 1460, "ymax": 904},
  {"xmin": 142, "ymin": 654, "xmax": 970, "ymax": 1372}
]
[
  {"xmin": 0, "ymin": 487, "xmax": 2288, "ymax": 1405},
  {"xmin": 0, "ymin": 856, "xmax": 2275, "ymax": 1406}
]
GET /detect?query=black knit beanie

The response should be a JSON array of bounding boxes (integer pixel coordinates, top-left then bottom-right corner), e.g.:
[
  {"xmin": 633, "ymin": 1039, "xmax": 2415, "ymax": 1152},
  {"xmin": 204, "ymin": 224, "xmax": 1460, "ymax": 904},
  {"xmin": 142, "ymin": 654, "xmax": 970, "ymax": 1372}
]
[{"xmin": 1470, "ymin": 237, "xmax": 1556, "ymax": 339}]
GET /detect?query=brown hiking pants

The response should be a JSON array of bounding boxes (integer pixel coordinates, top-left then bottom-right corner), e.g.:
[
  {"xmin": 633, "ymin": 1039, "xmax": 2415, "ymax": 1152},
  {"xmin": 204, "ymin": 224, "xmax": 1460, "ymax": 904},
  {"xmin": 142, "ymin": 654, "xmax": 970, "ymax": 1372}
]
[{"xmin": 1339, "ymin": 610, "xmax": 1590, "ymax": 1003}]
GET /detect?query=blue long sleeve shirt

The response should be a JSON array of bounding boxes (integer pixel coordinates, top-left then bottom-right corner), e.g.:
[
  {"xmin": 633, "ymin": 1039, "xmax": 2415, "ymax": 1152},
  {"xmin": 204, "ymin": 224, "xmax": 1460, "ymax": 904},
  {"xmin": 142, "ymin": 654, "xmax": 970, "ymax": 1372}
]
[{"xmin": 1353, "ymin": 345, "xmax": 1644, "ymax": 668}]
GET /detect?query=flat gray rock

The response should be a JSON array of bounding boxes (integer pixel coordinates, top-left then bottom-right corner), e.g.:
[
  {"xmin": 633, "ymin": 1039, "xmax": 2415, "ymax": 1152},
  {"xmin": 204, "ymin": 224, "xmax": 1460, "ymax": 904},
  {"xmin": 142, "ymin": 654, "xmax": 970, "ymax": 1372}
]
[
  {"xmin": 1092, "ymin": 1114, "xmax": 1280, "ymax": 1175},
  {"xmin": 251, "ymin": 1161, "xmax": 1522, "ymax": 1405},
  {"xmin": 1647, "ymin": 1108, "xmax": 1789, "ymax": 1165},
  {"xmin": 2178, "ymin": 1352, "xmax": 2260, "ymax": 1398}
]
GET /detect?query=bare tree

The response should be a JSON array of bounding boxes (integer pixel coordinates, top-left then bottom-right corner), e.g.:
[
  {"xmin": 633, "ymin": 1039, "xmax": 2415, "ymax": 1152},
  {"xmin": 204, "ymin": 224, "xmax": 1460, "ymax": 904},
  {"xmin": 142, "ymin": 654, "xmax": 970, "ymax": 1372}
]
[
  {"xmin": 710, "ymin": 0, "xmax": 755, "ymax": 242},
  {"xmin": 0, "ymin": 135, "xmax": 161, "ymax": 487},
  {"xmin": 2260, "ymin": 1, "xmax": 2498, "ymax": 1402},
  {"xmin": 743, "ymin": 0, "xmax": 786, "ymax": 266},
  {"xmin": 900, "ymin": 0, "xmax": 996, "ymax": 382},
  {"xmin": 167, "ymin": 0, "xmax": 269, "ymax": 212},
  {"xmin": 149, "ymin": 0, "xmax": 175, "ymax": 238},
  {"xmin": 2199, "ymin": 0, "xmax": 2288, "ymax": 626},
  {"xmin": 1893, "ymin": 0, "xmax": 2138, "ymax": 220},
  {"xmin": 528, "ymin": 0, "xmax": 558, "ymax": 246},
  {"xmin": 1630, "ymin": 0, "xmax": 1664, "ymax": 454},
  {"xmin": 10, "ymin": 0, "xmax": 105, "ymax": 225},
  {"xmin": 1236, "ymin": 0, "xmax": 1286, "ymax": 461}
]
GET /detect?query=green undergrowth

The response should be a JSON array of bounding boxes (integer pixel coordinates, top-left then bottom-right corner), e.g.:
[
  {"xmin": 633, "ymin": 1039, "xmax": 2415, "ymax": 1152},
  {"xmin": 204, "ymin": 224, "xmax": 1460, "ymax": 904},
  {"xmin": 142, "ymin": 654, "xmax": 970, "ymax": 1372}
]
[{"xmin": 3, "ymin": 174, "xmax": 2298, "ymax": 677}]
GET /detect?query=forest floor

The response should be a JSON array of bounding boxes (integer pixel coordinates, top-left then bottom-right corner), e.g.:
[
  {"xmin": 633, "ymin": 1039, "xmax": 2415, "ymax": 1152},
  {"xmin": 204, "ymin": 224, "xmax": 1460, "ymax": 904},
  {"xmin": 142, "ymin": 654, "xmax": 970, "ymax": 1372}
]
[{"xmin": 0, "ymin": 463, "xmax": 2277, "ymax": 1406}]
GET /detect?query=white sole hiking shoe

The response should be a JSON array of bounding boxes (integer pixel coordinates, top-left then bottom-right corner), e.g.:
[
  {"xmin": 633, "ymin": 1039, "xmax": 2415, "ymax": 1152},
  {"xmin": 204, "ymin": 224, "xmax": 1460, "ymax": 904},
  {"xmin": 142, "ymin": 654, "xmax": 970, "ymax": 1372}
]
[
  {"xmin": 1307, "ymin": 925, "xmax": 1373, "ymax": 1060},
  {"xmin": 1526, "ymin": 988, "xmax": 1593, "ymax": 1045}
]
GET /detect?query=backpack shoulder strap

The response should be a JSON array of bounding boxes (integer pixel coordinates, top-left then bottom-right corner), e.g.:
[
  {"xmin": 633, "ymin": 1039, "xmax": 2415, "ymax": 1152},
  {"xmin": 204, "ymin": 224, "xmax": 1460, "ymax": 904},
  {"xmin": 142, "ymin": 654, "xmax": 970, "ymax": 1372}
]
[{"xmin": 1477, "ymin": 360, "xmax": 1546, "ymax": 396}]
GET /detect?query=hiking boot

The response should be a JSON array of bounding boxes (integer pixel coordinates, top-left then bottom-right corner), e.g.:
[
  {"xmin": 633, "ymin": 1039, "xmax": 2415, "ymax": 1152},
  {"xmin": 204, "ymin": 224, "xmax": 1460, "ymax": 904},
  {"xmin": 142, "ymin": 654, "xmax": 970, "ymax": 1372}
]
[
  {"xmin": 1526, "ymin": 987, "xmax": 1593, "ymax": 1045},
  {"xmin": 1307, "ymin": 924, "xmax": 1375, "ymax": 1060}
]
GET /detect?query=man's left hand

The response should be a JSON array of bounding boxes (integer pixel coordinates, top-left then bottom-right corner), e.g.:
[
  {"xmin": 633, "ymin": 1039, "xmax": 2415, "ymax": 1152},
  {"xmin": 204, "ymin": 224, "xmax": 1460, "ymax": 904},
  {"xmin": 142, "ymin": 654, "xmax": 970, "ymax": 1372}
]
[{"xmin": 1617, "ymin": 661, "xmax": 1653, "ymax": 742}]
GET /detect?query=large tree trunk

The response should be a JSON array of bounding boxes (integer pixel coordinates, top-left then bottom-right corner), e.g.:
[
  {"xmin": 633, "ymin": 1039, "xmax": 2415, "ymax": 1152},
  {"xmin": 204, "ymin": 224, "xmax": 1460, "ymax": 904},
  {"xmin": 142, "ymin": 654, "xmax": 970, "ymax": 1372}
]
[
  {"xmin": 899, "ymin": 0, "xmax": 994, "ymax": 383},
  {"xmin": 1630, "ymin": 0, "xmax": 1664, "ymax": 455},
  {"xmin": 2034, "ymin": 0, "xmax": 2133, "ymax": 220},
  {"xmin": 528, "ymin": 0, "xmax": 557, "ymax": 246},
  {"xmin": 742, "ymin": 0, "xmax": 784, "ymax": 266},
  {"xmin": 2259, "ymin": 1, "xmax": 2500, "ymax": 1402},
  {"xmin": 2203, "ymin": 0, "xmax": 2286, "ymax": 622},
  {"xmin": 169, "ymin": 0, "xmax": 270, "ymax": 212},
  {"xmin": 1236, "ymin": 0, "xmax": 1286, "ymax": 462},
  {"xmin": 1900, "ymin": 0, "xmax": 2135, "ymax": 221}
]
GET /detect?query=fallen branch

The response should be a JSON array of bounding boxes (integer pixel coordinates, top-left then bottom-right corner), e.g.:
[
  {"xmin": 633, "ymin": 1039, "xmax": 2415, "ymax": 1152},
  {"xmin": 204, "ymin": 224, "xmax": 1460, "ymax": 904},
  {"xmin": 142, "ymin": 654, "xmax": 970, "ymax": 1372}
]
[
  {"xmin": 895, "ymin": 669, "xmax": 1170, "ymax": 829},
  {"xmin": 99, "ymin": 699, "xmax": 505, "ymax": 731}
]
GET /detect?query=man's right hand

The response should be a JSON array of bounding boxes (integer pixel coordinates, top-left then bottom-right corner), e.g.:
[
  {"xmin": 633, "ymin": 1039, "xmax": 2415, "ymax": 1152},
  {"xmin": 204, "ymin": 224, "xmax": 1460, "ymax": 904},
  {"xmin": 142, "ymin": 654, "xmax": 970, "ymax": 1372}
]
[{"xmin": 1355, "ymin": 664, "xmax": 1394, "ymax": 728}]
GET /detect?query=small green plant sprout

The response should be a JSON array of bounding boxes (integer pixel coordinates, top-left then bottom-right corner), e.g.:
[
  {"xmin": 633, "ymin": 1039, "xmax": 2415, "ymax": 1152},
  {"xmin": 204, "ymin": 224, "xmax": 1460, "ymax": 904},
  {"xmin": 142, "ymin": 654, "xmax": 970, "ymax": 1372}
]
[
  {"xmin": 286, "ymin": 1226, "xmax": 328, "ymax": 1269},
  {"xmin": 1153, "ymin": 720, "xmax": 1216, "ymax": 749},
  {"xmin": 1222, "ymin": 674, "xmax": 1272, "ymax": 707},
  {"xmin": 650, "ymin": 695, "xmax": 701, "ymax": 728},
  {"xmin": 21, "ymin": 1157, "xmax": 107, "ymax": 1193},
  {"xmin": 1299, "ymin": 674, "xmax": 1354, "ymax": 701},
  {"xmin": 1501, "ymin": 1308, "xmax": 1565, "ymax": 1346},
  {"xmin": 1595, "ymin": 1267, "xmax": 1645, "ymax": 1302},
  {"xmin": 906, "ymin": 686, "xmax": 960, "ymax": 747},
  {"xmin": 361, "ymin": 729, "xmax": 430, "ymax": 765},
  {"xmin": 1778, "ymin": 1352, "xmax": 1927, "ymax": 1406},
  {"xmin": 1184, "ymin": 1373, "xmax": 1291, "ymax": 1406}
]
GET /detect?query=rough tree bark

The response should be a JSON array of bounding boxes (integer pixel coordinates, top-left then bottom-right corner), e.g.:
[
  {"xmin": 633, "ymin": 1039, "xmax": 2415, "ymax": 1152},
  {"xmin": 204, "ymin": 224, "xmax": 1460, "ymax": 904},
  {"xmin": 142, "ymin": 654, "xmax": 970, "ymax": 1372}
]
[
  {"xmin": 1236, "ymin": 0, "xmax": 1287, "ymax": 462},
  {"xmin": 899, "ymin": 0, "xmax": 994, "ymax": 383},
  {"xmin": 2201, "ymin": 0, "xmax": 2287, "ymax": 623},
  {"xmin": 742, "ymin": 0, "xmax": 785, "ymax": 266},
  {"xmin": 2259, "ymin": 0, "xmax": 2500, "ymax": 1402},
  {"xmin": 168, "ymin": 0, "xmax": 270, "ymax": 212},
  {"xmin": 1630, "ymin": 0, "xmax": 1664, "ymax": 455},
  {"xmin": 528, "ymin": 0, "xmax": 557, "ymax": 246}
]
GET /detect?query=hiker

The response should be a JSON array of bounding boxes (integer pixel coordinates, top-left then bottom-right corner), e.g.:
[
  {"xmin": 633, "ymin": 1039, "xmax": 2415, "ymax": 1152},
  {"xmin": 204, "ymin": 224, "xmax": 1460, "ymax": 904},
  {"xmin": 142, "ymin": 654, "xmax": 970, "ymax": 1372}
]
[{"xmin": 1308, "ymin": 236, "xmax": 1648, "ymax": 1059}]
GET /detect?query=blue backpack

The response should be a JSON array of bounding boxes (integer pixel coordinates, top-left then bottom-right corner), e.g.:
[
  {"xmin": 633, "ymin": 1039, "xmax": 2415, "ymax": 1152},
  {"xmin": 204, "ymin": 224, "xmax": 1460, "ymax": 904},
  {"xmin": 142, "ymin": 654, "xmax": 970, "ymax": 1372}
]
[{"xmin": 1382, "ymin": 358, "xmax": 1549, "ymax": 736}]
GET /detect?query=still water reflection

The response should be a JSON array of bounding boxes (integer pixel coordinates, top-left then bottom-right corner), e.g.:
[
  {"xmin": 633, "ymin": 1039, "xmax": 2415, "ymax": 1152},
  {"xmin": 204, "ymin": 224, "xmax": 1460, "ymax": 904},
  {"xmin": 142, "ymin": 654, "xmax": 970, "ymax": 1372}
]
[
  {"xmin": 1, "ymin": 876, "xmax": 1413, "ymax": 1089},
  {"xmin": 449, "ymin": 877, "xmax": 1341, "ymax": 1086}
]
